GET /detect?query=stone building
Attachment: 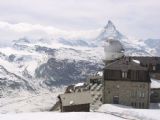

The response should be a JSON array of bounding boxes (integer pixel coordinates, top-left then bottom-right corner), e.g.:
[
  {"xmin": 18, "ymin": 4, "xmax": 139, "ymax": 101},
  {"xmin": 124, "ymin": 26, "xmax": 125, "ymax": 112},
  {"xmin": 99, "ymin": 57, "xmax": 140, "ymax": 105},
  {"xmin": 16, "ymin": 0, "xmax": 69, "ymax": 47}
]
[
  {"xmin": 87, "ymin": 72, "xmax": 103, "ymax": 85},
  {"xmin": 150, "ymin": 78, "xmax": 160, "ymax": 103},
  {"xmin": 103, "ymin": 58, "xmax": 151, "ymax": 109},
  {"xmin": 132, "ymin": 57, "xmax": 160, "ymax": 72},
  {"xmin": 132, "ymin": 57, "xmax": 160, "ymax": 79},
  {"xmin": 151, "ymin": 88, "xmax": 160, "ymax": 103},
  {"xmin": 58, "ymin": 91, "xmax": 92, "ymax": 112}
]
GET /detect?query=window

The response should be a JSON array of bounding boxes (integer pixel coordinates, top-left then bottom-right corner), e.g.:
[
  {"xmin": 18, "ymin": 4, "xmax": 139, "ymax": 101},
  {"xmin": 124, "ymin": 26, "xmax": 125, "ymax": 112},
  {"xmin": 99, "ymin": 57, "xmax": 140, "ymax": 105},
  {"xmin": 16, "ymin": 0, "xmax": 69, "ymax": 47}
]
[
  {"xmin": 116, "ymin": 85, "xmax": 120, "ymax": 89},
  {"xmin": 139, "ymin": 102, "xmax": 141, "ymax": 108},
  {"xmin": 113, "ymin": 96, "xmax": 119, "ymax": 104},
  {"xmin": 142, "ymin": 92, "xmax": 145, "ymax": 98},
  {"xmin": 135, "ymin": 91, "xmax": 137, "ymax": 97},
  {"xmin": 139, "ymin": 91, "xmax": 142, "ymax": 98},
  {"xmin": 135, "ymin": 102, "xmax": 137, "ymax": 107},
  {"xmin": 138, "ymin": 91, "xmax": 145, "ymax": 98},
  {"xmin": 122, "ymin": 71, "xmax": 127, "ymax": 78},
  {"xmin": 131, "ymin": 102, "xmax": 134, "ymax": 107},
  {"xmin": 153, "ymin": 66, "xmax": 156, "ymax": 71},
  {"xmin": 142, "ymin": 103, "xmax": 144, "ymax": 108},
  {"xmin": 131, "ymin": 91, "xmax": 136, "ymax": 97},
  {"xmin": 130, "ymin": 92, "xmax": 132, "ymax": 97},
  {"xmin": 131, "ymin": 91, "xmax": 145, "ymax": 98}
]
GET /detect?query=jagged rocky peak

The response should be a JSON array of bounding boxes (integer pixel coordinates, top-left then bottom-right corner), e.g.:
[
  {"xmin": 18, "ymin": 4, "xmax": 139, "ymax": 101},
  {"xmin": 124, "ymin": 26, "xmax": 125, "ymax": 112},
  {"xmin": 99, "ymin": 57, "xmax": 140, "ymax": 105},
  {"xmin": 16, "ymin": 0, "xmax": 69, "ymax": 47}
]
[
  {"xmin": 13, "ymin": 37, "xmax": 30, "ymax": 44},
  {"xmin": 96, "ymin": 20, "xmax": 126, "ymax": 42},
  {"xmin": 102, "ymin": 20, "xmax": 123, "ymax": 37},
  {"xmin": 104, "ymin": 20, "xmax": 116, "ymax": 32}
]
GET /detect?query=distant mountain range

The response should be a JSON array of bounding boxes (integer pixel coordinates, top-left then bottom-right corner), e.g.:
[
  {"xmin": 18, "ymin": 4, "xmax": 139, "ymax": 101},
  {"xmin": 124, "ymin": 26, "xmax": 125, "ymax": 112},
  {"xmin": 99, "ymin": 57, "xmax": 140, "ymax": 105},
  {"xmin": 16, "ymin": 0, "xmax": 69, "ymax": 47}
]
[{"xmin": 0, "ymin": 20, "xmax": 159, "ymax": 97}]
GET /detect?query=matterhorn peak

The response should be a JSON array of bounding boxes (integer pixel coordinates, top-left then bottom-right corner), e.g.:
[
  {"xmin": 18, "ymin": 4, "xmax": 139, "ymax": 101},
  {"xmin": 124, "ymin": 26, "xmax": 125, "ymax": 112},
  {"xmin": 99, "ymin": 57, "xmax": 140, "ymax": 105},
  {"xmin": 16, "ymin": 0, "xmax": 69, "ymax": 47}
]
[
  {"xmin": 96, "ymin": 20, "xmax": 126, "ymax": 42},
  {"xmin": 104, "ymin": 20, "xmax": 116, "ymax": 30}
]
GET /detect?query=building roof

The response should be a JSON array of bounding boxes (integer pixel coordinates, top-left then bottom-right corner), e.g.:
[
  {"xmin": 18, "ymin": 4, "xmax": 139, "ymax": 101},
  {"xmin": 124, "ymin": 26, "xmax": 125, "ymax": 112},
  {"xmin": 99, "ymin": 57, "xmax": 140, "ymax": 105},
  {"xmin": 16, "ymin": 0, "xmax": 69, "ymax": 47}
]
[
  {"xmin": 104, "ymin": 58, "xmax": 148, "ymax": 71},
  {"xmin": 59, "ymin": 91, "xmax": 92, "ymax": 107},
  {"xmin": 89, "ymin": 76, "xmax": 102, "ymax": 80},
  {"xmin": 132, "ymin": 56, "xmax": 160, "ymax": 65}
]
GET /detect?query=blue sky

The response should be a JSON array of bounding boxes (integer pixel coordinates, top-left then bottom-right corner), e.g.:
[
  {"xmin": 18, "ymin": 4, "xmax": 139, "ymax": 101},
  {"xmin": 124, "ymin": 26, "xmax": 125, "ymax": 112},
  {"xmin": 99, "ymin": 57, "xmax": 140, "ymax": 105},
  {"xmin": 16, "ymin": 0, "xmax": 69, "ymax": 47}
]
[{"xmin": 0, "ymin": 0, "xmax": 160, "ymax": 39}]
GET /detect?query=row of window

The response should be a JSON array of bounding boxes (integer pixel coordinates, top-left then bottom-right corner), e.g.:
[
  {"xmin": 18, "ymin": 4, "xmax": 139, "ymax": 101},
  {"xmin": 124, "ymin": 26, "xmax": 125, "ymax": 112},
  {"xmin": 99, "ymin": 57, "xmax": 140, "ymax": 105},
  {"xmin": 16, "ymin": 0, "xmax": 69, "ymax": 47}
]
[
  {"xmin": 104, "ymin": 70, "xmax": 148, "ymax": 80},
  {"xmin": 130, "ymin": 91, "xmax": 145, "ymax": 98},
  {"xmin": 131, "ymin": 102, "xmax": 145, "ymax": 108},
  {"xmin": 122, "ymin": 71, "xmax": 148, "ymax": 80}
]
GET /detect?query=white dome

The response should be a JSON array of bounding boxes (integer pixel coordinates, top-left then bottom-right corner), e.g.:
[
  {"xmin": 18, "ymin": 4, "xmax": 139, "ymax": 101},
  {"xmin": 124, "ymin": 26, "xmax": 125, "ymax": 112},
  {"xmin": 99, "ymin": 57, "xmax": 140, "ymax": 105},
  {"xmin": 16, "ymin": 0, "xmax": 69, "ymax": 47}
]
[{"xmin": 104, "ymin": 39, "xmax": 124, "ymax": 61}]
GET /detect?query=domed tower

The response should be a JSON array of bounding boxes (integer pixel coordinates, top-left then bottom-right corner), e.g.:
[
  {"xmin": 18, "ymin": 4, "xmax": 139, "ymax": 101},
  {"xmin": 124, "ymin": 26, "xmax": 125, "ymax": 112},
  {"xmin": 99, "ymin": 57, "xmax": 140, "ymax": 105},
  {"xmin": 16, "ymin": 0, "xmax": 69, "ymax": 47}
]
[{"xmin": 103, "ymin": 38, "xmax": 124, "ymax": 65}]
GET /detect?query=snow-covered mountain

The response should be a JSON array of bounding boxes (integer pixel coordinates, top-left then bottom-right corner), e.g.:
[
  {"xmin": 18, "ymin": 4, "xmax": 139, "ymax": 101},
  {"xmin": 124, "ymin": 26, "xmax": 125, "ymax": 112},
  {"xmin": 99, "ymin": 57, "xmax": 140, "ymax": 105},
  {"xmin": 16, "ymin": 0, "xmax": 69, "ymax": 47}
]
[
  {"xmin": 96, "ymin": 20, "xmax": 126, "ymax": 42},
  {"xmin": 0, "ymin": 65, "xmax": 35, "ymax": 97},
  {"xmin": 0, "ymin": 20, "xmax": 159, "ymax": 98},
  {"xmin": 95, "ymin": 21, "xmax": 152, "ymax": 56}
]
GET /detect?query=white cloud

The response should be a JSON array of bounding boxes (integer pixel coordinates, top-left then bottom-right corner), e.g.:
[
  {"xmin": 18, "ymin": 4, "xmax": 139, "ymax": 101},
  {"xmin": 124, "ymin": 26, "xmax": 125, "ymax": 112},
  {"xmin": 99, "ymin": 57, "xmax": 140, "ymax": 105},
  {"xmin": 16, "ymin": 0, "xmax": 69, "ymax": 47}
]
[
  {"xmin": 0, "ymin": 0, "xmax": 159, "ymax": 39},
  {"xmin": 0, "ymin": 21, "xmax": 100, "ymax": 47}
]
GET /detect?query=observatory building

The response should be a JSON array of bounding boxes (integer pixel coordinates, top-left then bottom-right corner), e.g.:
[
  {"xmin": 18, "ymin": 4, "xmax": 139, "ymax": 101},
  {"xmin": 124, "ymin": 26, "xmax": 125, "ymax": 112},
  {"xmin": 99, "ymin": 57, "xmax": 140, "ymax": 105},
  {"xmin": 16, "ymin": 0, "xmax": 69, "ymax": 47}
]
[
  {"xmin": 103, "ymin": 38, "xmax": 124, "ymax": 64},
  {"xmin": 102, "ymin": 38, "xmax": 151, "ymax": 108}
]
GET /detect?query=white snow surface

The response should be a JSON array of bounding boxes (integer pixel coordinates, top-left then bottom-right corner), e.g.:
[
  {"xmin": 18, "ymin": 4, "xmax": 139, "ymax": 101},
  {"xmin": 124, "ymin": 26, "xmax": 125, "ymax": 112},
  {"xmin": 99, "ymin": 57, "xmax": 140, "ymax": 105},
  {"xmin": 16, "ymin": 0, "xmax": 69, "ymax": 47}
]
[
  {"xmin": 151, "ymin": 78, "xmax": 160, "ymax": 89},
  {"xmin": 74, "ymin": 82, "xmax": 84, "ymax": 87},
  {"xmin": 0, "ymin": 88, "xmax": 64, "ymax": 114},
  {"xmin": 98, "ymin": 104, "xmax": 160, "ymax": 120},
  {"xmin": 132, "ymin": 59, "xmax": 140, "ymax": 64},
  {"xmin": 0, "ymin": 112, "xmax": 124, "ymax": 120},
  {"xmin": 1, "ymin": 104, "xmax": 160, "ymax": 120},
  {"xmin": 97, "ymin": 71, "xmax": 103, "ymax": 76}
]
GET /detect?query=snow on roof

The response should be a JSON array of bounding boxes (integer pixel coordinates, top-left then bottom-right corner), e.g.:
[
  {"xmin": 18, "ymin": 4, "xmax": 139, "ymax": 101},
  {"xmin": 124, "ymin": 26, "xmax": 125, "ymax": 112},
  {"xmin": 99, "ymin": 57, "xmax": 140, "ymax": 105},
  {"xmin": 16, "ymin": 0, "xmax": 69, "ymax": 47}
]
[
  {"xmin": 132, "ymin": 59, "xmax": 140, "ymax": 64},
  {"xmin": 59, "ymin": 91, "xmax": 92, "ymax": 106},
  {"xmin": 151, "ymin": 78, "xmax": 160, "ymax": 89},
  {"xmin": 97, "ymin": 71, "xmax": 103, "ymax": 76},
  {"xmin": 74, "ymin": 82, "xmax": 84, "ymax": 87}
]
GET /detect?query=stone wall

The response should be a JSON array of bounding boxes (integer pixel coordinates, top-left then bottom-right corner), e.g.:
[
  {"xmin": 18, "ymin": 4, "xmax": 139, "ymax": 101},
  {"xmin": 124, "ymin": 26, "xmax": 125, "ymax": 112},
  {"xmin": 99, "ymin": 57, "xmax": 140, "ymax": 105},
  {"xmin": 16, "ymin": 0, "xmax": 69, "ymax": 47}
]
[{"xmin": 103, "ymin": 80, "xmax": 150, "ymax": 108}]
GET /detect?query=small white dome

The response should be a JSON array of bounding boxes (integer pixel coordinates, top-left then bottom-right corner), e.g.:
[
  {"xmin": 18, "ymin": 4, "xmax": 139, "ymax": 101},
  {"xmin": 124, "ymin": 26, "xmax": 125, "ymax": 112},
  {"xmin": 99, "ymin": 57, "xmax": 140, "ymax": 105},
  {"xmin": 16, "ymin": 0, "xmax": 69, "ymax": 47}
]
[{"xmin": 104, "ymin": 38, "xmax": 124, "ymax": 61}]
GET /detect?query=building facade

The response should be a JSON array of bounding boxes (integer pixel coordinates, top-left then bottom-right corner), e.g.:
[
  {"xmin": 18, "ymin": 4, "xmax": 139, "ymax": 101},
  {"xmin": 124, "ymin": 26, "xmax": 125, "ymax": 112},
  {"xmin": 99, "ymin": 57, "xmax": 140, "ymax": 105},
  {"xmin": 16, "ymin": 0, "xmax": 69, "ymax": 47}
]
[{"xmin": 103, "ymin": 58, "xmax": 151, "ymax": 108}]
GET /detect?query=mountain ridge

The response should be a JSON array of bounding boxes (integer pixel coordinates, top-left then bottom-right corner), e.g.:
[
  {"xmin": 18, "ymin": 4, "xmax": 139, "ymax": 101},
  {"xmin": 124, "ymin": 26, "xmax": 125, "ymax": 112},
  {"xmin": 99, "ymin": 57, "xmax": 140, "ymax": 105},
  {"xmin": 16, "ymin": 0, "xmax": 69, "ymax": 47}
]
[{"xmin": 0, "ymin": 20, "xmax": 159, "ymax": 97}]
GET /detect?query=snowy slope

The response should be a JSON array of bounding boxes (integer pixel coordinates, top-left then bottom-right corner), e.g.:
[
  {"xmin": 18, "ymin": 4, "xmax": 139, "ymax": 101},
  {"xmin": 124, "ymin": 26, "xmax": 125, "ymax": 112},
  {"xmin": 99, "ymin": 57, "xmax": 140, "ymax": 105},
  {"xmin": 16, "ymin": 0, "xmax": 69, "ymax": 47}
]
[
  {"xmin": 144, "ymin": 38, "xmax": 160, "ymax": 56},
  {"xmin": 0, "ymin": 65, "xmax": 35, "ymax": 97},
  {"xmin": 0, "ymin": 88, "xmax": 64, "ymax": 113},
  {"xmin": 0, "ymin": 104, "xmax": 160, "ymax": 120},
  {"xmin": 0, "ymin": 112, "xmax": 124, "ymax": 120},
  {"xmin": 98, "ymin": 104, "xmax": 160, "ymax": 120}
]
